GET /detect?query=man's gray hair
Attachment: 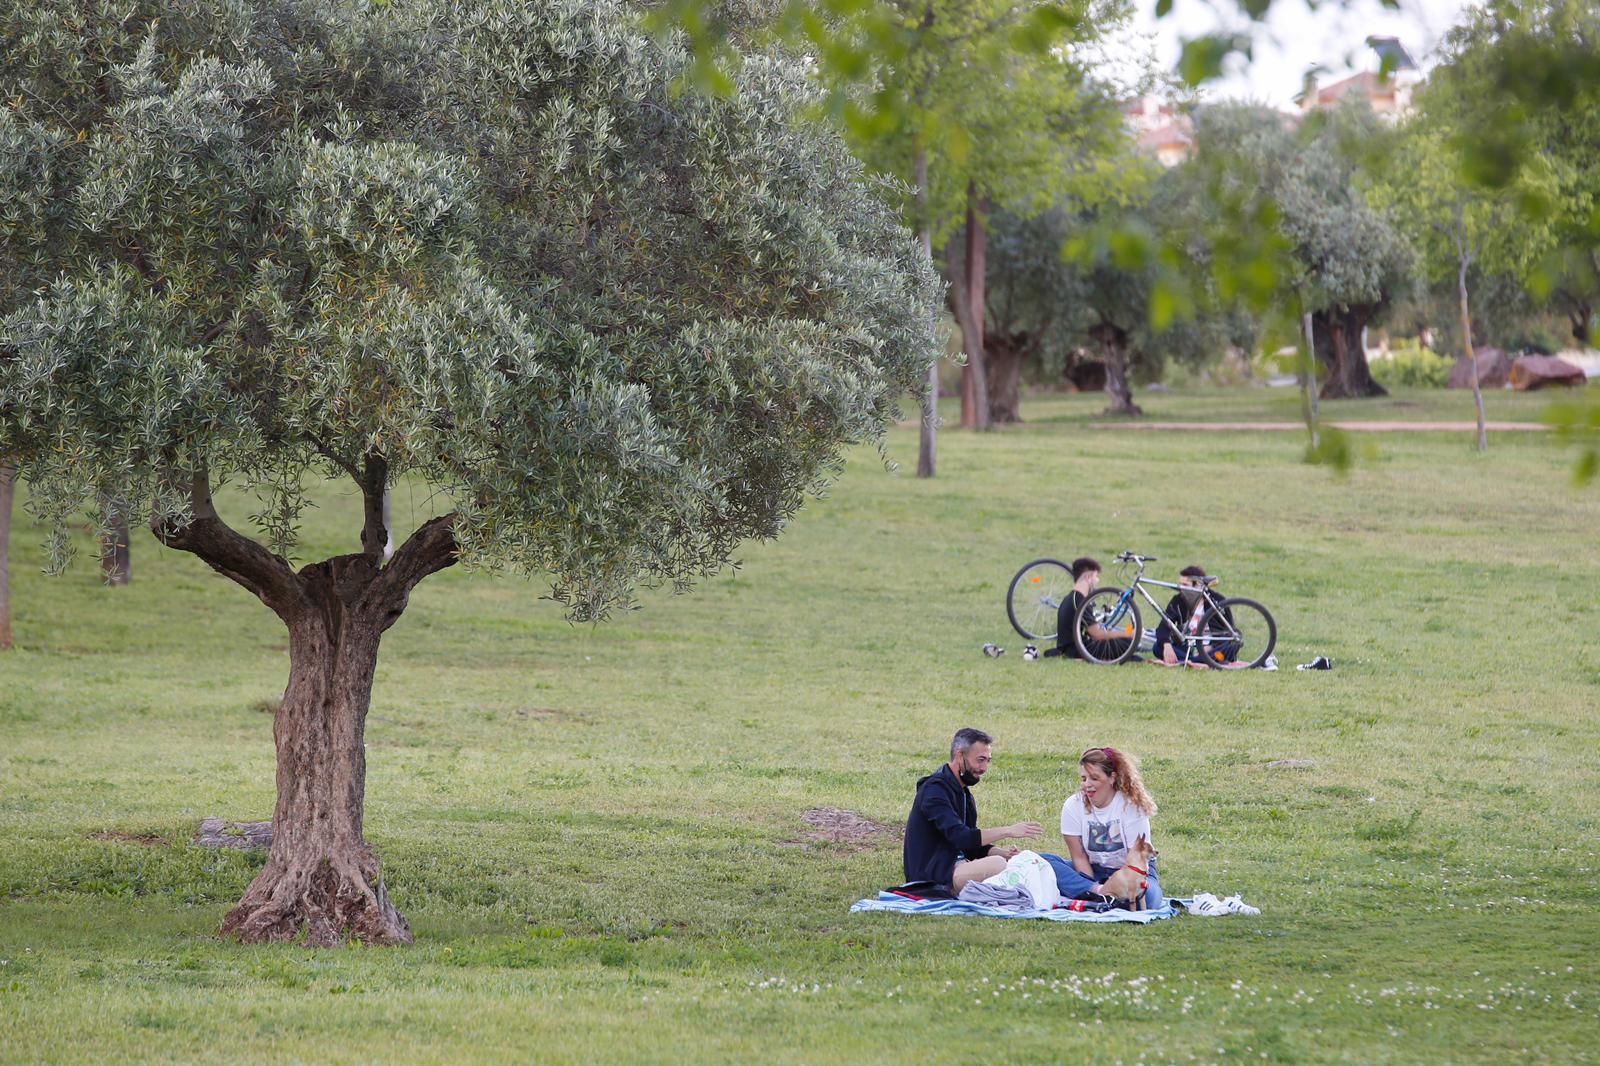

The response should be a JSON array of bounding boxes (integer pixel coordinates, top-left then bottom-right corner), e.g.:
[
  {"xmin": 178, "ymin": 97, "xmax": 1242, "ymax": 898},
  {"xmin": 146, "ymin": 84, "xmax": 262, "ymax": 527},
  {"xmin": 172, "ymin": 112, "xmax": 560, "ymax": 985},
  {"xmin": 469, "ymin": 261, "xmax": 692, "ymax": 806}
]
[{"xmin": 950, "ymin": 727, "xmax": 993, "ymax": 758}]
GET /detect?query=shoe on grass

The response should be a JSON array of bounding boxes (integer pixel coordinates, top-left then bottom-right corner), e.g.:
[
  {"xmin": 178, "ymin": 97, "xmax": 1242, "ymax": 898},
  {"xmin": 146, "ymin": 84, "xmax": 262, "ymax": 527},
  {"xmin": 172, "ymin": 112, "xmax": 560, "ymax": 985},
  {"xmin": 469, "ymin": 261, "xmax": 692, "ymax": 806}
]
[
  {"xmin": 1296, "ymin": 655, "xmax": 1332, "ymax": 671},
  {"xmin": 1221, "ymin": 894, "xmax": 1261, "ymax": 915},
  {"xmin": 982, "ymin": 643, "xmax": 1005, "ymax": 658},
  {"xmin": 1187, "ymin": 893, "xmax": 1227, "ymax": 917},
  {"xmin": 1259, "ymin": 655, "xmax": 1279, "ymax": 671}
]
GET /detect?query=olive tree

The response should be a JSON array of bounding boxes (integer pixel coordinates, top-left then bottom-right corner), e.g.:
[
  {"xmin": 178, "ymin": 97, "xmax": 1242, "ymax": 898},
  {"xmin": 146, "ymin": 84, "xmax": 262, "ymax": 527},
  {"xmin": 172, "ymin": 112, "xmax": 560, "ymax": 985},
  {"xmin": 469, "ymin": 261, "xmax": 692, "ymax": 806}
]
[
  {"xmin": 1191, "ymin": 103, "xmax": 1413, "ymax": 399},
  {"xmin": 0, "ymin": 0, "xmax": 937, "ymax": 945}
]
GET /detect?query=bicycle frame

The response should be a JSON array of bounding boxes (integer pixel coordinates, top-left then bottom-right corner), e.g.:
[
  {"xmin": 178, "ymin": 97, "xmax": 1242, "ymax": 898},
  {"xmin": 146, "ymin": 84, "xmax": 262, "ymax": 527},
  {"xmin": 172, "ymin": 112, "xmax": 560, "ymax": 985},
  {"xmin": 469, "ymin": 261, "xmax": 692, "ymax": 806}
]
[{"xmin": 1100, "ymin": 557, "xmax": 1242, "ymax": 662}]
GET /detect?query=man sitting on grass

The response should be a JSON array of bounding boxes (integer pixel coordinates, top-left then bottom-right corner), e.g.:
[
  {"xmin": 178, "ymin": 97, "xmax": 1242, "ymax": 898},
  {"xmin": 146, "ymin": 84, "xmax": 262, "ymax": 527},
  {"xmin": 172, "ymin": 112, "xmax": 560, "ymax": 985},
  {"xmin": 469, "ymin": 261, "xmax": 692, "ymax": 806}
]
[
  {"xmin": 1045, "ymin": 557, "xmax": 1141, "ymax": 662},
  {"xmin": 903, "ymin": 728, "xmax": 1042, "ymax": 896},
  {"xmin": 1150, "ymin": 564, "xmax": 1251, "ymax": 668}
]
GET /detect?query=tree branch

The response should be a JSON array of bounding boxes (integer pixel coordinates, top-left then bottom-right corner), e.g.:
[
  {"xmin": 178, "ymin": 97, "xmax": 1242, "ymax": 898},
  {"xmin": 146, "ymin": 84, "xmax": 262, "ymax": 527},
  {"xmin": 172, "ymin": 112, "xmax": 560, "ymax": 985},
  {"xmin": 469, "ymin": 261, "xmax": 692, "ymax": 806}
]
[
  {"xmin": 370, "ymin": 514, "xmax": 459, "ymax": 629},
  {"xmin": 151, "ymin": 467, "xmax": 302, "ymax": 621},
  {"xmin": 358, "ymin": 452, "xmax": 388, "ymax": 561}
]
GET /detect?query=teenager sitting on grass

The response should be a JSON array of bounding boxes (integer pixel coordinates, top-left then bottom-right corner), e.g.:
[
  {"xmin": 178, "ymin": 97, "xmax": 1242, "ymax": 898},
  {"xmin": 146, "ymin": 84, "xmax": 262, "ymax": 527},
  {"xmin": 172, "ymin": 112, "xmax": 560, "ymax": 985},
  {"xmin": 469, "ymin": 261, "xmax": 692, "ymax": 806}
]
[
  {"xmin": 1043, "ymin": 746, "xmax": 1164, "ymax": 909},
  {"xmin": 1151, "ymin": 565, "xmax": 1248, "ymax": 669},
  {"xmin": 1044, "ymin": 557, "xmax": 1141, "ymax": 662}
]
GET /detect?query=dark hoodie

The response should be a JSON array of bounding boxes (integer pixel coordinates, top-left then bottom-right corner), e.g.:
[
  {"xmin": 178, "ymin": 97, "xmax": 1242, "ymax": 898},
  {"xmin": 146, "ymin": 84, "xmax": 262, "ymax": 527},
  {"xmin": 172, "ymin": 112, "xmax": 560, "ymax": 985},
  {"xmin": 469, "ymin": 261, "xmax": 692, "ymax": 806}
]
[{"xmin": 903, "ymin": 764, "xmax": 990, "ymax": 888}]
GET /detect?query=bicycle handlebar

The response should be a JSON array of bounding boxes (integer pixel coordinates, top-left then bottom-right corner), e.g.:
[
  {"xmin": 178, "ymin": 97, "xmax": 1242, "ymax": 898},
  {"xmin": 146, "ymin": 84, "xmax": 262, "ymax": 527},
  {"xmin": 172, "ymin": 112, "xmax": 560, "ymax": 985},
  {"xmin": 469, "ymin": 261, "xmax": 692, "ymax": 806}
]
[{"xmin": 1115, "ymin": 551, "xmax": 1158, "ymax": 564}]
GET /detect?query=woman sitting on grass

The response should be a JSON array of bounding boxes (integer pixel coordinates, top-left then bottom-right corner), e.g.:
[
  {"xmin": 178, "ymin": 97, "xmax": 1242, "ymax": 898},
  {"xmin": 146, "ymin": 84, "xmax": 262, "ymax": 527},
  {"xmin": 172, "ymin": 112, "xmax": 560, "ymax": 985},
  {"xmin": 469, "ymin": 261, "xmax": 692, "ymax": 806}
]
[{"xmin": 1044, "ymin": 746, "xmax": 1163, "ymax": 909}]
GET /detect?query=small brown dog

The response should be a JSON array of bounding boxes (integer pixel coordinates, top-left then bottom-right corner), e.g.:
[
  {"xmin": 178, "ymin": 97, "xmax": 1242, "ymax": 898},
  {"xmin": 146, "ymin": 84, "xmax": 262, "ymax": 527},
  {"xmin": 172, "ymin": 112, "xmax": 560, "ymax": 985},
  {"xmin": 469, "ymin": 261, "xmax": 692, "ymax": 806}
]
[{"xmin": 1099, "ymin": 835, "xmax": 1157, "ymax": 911}]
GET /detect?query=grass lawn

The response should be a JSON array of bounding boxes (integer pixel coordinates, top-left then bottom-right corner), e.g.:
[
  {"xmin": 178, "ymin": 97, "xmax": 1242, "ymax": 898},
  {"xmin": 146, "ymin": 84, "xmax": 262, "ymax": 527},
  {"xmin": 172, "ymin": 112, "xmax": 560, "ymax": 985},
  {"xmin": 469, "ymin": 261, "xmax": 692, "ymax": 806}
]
[{"xmin": 2, "ymin": 386, "xmax": 1597, "ymax": 1064}]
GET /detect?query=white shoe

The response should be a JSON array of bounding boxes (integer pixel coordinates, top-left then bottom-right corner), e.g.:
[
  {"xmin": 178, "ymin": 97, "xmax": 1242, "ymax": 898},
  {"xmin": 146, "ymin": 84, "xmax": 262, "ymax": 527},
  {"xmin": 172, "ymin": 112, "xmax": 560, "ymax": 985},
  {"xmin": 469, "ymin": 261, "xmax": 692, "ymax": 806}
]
[
  {"xmin": 1259, "ymin": 655, "xmax": 1279, "ymax": 671},
  {"xmin": 1221, "ymin": 894, "xmax": 1260, "ymax": 915},
  {"xmin": 1187, "ymin": 892, "xmax": 1227, "ymax": 917}
]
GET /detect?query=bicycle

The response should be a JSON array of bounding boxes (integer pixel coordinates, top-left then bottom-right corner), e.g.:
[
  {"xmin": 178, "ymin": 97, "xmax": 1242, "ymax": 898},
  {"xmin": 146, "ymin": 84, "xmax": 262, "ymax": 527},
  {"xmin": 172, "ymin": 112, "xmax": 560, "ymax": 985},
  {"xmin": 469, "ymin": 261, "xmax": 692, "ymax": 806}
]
[{"xmin": 1070, "ymin": 552, "xmax": 1277, "ymax": 668}]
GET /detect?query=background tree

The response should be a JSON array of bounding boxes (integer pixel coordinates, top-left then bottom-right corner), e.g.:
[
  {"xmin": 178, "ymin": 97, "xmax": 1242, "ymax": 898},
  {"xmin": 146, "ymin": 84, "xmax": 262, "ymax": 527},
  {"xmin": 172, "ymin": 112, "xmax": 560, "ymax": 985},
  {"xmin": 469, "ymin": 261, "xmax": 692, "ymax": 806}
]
[
  {"xmin": 1189, "ymin": 102, "xmax": 1413, "ymax": 399},
  {"xmin": 1430, "ymin": 0, "xmax": 1600, "ymax": 349},
  {"xmin": 1050, "ymin": 155, "xmax": 1261, "ymax": 416},
  {"xmin": 0, "ymin": 0, "xmax": 937, "ymax": 945},
  {"xmin": 1367, "ymin": 85, "xmax": 1557, "ymax": 451},
  {"xmin": 813, "ymin": 0, "xmax": 1127, "ymax": 444},
  {"xmin": 981, "ymin": 205, "xmax": 1091, "ymax": 419}
]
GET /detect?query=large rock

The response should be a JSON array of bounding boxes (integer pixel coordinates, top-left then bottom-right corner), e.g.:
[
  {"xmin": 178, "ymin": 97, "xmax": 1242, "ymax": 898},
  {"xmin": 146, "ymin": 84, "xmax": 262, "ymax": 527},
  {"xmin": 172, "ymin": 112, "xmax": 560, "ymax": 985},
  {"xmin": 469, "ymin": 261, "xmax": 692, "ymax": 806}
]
[
  {"xmin": 1509, "ymin": 354, "xmax": 1587, "ymax": 390},
  {"xmin": 1447, "ymin": 347, "xmax": 1511, "ymax": 389}
]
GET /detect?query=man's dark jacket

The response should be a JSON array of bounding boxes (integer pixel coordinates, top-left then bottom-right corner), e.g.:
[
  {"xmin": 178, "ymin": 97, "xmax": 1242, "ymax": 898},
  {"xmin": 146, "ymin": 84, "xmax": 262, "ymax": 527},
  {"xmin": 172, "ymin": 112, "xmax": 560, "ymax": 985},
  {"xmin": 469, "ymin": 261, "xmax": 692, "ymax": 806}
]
[{"xmin": 903, "ymin": 764, "xmax": 991, "ymax": 887}]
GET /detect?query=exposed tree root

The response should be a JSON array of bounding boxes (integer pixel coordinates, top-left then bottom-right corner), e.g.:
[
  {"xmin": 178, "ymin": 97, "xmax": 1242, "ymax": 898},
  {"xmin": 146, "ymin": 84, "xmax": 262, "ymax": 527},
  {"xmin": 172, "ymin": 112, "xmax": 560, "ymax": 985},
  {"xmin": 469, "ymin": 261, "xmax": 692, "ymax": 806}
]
[{"xmin": 220, "ymin": 848, "xmax": 411, "ymax": 947}]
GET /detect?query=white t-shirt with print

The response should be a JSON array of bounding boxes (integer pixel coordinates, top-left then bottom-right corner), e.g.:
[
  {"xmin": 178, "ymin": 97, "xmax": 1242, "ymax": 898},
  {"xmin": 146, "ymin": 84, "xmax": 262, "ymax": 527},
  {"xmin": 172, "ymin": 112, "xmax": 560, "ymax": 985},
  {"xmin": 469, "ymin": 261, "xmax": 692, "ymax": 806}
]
[{"xmin": 1059, "ymin": 791, "xmax": 1152, "ymax": 871}]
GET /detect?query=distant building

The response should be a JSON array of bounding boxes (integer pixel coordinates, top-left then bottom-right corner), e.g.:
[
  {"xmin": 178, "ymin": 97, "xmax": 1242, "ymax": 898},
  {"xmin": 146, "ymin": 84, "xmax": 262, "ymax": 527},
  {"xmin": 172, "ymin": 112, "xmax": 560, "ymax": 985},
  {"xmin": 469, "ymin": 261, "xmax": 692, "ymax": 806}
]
[
  {"xmin": 1297, "ymin": 36, "xmax": 1422, "ymax": 121},
  {"xmin": 1123, "ymin": 96, "xmax": 1194, "ymax": 167}
]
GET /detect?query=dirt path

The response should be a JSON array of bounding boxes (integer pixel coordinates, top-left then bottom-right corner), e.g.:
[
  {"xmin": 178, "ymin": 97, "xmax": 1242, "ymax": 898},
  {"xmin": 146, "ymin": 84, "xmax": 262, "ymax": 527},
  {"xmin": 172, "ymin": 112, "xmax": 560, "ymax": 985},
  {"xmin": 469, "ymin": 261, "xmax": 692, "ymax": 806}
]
[{"xmin": 1088, "ymin": 420, "xmax": 1550, "ymax": 432}]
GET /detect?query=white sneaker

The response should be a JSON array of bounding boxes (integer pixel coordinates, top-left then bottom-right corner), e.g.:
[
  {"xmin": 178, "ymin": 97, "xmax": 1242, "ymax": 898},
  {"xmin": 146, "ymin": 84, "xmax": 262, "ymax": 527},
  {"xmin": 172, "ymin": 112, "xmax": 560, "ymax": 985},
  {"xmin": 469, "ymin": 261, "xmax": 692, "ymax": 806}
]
[
  {"xmin": 1187, "ymin": 892, "xmax": 1227, "ymax": 917},
  {"xmin": 1259, "ymin": 655, "xmax": 1279, "ymax": 671},
  {"xmin": 1221, "ymin": 894, "xmax": 1260, "ymax": 915}
]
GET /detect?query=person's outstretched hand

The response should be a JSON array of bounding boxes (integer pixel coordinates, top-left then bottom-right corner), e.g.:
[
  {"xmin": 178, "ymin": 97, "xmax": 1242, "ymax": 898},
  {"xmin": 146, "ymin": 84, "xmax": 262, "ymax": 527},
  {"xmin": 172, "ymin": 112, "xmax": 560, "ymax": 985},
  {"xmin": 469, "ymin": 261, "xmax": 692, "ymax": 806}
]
[{"xmin": 1011, "ymin": 821, "xmax": 1043, "ymax": 840}]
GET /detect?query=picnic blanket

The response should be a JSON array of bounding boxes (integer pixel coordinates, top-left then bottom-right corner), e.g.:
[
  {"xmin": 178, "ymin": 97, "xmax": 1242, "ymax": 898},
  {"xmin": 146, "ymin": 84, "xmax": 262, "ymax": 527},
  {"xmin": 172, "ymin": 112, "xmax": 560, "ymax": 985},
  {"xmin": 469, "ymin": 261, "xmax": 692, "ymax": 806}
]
[{"xmin": 850, "ymin": 892, "xmax": 1188, "ymax": 924}]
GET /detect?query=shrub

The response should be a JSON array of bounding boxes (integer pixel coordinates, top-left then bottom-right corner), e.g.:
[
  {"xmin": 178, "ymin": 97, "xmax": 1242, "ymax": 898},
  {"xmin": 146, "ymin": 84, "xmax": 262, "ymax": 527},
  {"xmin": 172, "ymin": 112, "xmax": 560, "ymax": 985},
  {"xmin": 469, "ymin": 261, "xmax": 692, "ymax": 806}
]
[{"xmin": 1372, "ymin": 342, "xmax": 1454, "ymax": 388}]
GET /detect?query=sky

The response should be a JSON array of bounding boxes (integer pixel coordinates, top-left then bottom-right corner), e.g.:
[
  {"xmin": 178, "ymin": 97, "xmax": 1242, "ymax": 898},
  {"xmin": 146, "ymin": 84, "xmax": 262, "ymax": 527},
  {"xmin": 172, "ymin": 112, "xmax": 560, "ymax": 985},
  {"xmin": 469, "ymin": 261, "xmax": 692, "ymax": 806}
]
[{"xmin": 1119, "ymin": 0, "xmax": 1478, "ymax": 109}]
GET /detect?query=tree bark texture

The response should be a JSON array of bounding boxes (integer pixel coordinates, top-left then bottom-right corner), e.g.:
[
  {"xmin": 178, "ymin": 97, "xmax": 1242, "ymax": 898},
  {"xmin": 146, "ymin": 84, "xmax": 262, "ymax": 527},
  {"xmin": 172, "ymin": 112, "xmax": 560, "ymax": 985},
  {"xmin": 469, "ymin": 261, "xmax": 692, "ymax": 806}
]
[
  {"xmin": 951, "ymin": 181, "xmax": 990, "ymax": 430},
  {"xmin": 1091, "ymin": 323, "xmax": 1141, "ymax": 417},
  {"xmin": 221, "ymin": 574, "xmax": 409, "ymax": 946},
  {"xmin": 984, "ymin": 332, "xmax": 1028, "ymax": 424},
  {"xmin": 914, "ymin": 147, "xmax": 937, "ymax": 478},
  {"xmin": 152, "ymin": 468, "xmax": 458, "ymax": 945},
  {"xmin": 0, "ymin": 462, "xmax": 14, "ymax": 650},
  {"xmin": 100, "ymin": 500, "xmax": 131, "ymax": 586},
  {"xmin": 1458, "ymin": 255, "xmax": 1488, "ymax": 453},
  {"xmin": 1311, "ymin": 304, "xmax": 1388, "ymax": 399}
]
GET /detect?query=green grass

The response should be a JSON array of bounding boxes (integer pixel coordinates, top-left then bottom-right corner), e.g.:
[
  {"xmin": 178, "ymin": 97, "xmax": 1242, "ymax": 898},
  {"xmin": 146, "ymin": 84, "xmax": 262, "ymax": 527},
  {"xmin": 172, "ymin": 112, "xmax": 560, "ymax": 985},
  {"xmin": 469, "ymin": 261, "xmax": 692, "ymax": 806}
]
[
  {"xmin": 1019, "ymin": 380, "xmax": 1595, "ymax": 424},
  {"xmin": 2, "ymin": 387, "xmax": 1598, "ymax": 1064}
]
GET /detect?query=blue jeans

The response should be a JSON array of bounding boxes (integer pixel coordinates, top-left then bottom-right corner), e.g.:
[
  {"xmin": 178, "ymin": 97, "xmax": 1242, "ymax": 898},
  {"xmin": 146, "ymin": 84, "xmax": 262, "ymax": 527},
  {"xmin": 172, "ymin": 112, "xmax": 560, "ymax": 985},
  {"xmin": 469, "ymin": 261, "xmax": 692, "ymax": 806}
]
[{"xmin": 1042, "ymin": 852, "xmax": 1164, "ymax": 911}]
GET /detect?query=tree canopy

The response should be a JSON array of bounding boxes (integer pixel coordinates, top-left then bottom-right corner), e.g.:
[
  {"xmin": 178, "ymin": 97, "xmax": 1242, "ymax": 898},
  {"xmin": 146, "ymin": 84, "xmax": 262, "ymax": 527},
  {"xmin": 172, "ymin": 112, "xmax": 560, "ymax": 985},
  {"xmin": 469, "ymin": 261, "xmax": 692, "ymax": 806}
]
[
  {"xmin": 0, "ymin": 0, "xmax": 937, "ymax": 943},
  {"xmin": 1, "ymin": 0, "xmax": 938, "ymax": 614}
]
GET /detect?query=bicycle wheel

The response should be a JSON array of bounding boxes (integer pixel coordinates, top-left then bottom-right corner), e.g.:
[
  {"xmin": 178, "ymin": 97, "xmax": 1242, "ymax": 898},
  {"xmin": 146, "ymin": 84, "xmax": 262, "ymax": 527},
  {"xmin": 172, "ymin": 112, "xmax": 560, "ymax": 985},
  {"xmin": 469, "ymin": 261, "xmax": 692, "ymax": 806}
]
[
  {"xmin": 1007, "ymin": 559, "xmax": 1072, "ymax": 640},
  {"xmin": 1198, "ymin": 597, "xmax": 1277, "ymax": 669},
  {"xmin": 1073, "ymin": 587, "xmax": 1141, "ymax": 665}
]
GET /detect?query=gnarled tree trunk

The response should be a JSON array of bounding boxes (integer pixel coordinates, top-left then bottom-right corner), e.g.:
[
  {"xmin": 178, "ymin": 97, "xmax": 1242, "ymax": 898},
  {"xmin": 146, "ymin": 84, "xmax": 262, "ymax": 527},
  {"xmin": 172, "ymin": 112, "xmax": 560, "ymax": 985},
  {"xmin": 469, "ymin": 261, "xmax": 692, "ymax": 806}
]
[
  {"xmin": 153, "ymin": 462, "xmax": 456, "ymax": 945},
  {"xmin": 1312, "ymin": 303, "xmax": 1387, "ymax": 399},
  {"xmin": 1, "ymin": 462, "xmax": 14, "ymax": 650},
  {"xmin": 1091, "ymin": 322, "xmax": 1141, "ymax": 417},
  {"xmin": 222, "ymin": 560, "xmax": 407, "ymax": 945},
  {"xmin": 985, "ymin": 331, "xmax": 1028, "ymax": 425}
]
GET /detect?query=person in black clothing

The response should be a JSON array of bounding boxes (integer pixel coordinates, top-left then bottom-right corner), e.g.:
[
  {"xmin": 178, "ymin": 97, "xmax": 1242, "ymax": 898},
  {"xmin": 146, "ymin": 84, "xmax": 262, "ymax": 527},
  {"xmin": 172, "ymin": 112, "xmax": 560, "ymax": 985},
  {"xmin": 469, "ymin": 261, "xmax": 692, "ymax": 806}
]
[
  {"xmin": 1047, "ymin": 557, "xmax": 1139, "ymax": 662},
  {"xmin": 1152, "ymin": 564, "xmax": 1246, "ymax": 668},
  {"xmin": 903, "ymin": 728, "xmax": 1042, "ymax": 894}
]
